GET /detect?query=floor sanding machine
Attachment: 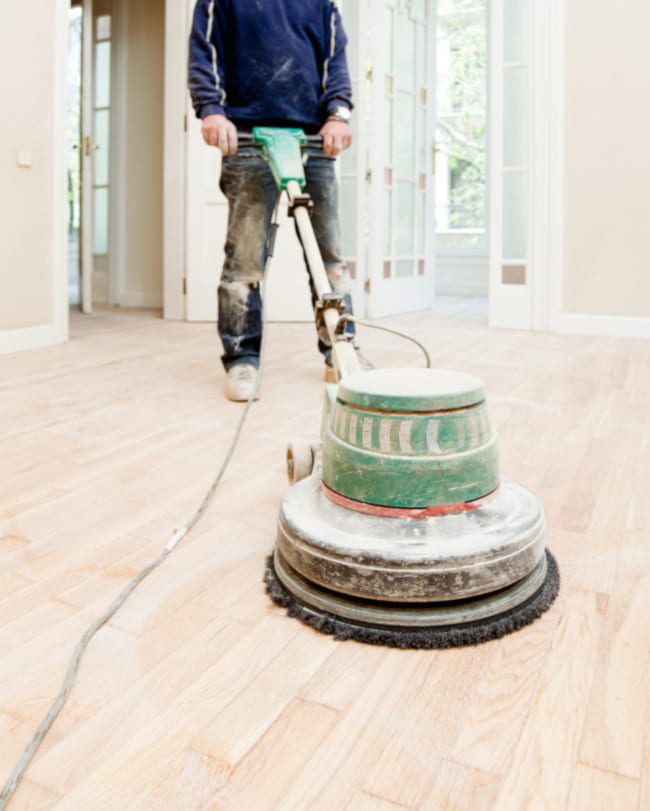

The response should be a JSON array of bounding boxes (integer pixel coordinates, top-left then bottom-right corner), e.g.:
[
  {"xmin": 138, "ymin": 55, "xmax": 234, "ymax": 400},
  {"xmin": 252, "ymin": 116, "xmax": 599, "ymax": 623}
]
[{"xmin": 250, "ymin": 128, "xmax": 559, "ymax": 648}]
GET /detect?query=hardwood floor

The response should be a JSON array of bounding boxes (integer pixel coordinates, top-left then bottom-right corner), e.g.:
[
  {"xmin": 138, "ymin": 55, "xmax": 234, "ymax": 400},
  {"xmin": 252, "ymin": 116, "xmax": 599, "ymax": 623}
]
[{"xmin": 1, "ymin": 304, "xmax": 649, "ymax": 809}]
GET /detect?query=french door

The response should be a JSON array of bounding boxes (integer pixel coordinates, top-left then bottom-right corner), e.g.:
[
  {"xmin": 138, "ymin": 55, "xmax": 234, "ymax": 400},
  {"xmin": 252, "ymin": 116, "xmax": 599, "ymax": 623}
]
[{"xmin": 365, "ymin": 0, "xmax": 436, "ymax": 318}]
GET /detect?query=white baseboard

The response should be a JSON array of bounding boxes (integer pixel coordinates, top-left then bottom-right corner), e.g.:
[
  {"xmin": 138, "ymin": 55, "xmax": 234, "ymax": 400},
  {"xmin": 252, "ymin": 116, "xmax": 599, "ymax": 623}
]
[
  {"xmin": 119, "ymin": 291, "xmax": 164, "ymax": 308},
  {"xmin": 0, "ymin": 323, "xmax": 64, "ymax": 355},
  {"xmin": 555, "ymin": 313, "xmax": 650, "ymax": 339}
]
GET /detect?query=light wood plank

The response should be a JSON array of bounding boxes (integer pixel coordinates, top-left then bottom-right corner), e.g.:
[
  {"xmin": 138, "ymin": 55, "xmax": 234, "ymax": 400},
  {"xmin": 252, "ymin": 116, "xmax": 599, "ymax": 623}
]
[
  {"xmin": 493, "ymin": 590, "xmax": 608, "ymax": 810},
  {"xmin": 298, "ymin": 640, "xmax": 386, "ymax": 712},
  {"xmin": 451, "ymin": 596, "xmax": 561, "ymax": 775},
  {"xmin": 270, "ymin": 648, "xmax": 431, "ymax": 810},
  {"xmin": 1, "ymin": 308, "xmax": 649, "ymax": 810},
  {"xmin": 190, "ymin": 627, "xmax": 336, "ymax": 768},
  {"xmin": 41, "ymin": 616, "xmax": 305, "ymax": 807},
  {"xmin": 567, "ymin": 764, "xmax": 639, "ymax": 811},
  {"xmin": 204, "ymin": 698, "xmax": 339, "ymax": 810},
  {"xmin": 579, "ymin": 551, "xmax": 650, "ymax": 779},
  {"xmin": 639, "ymin": 689, "xmax": 650, "ymax": 811},
  {"xmin": 358, "ymin": 646, "xmax": 493, "ymax": 809},
  {"xmin": 26, "ymin": 618, "xmax": 247, "ymax": 797},
  {"xmin": 344, "ymin": 791, "xmax": 411, "ymax": 810},
  {"xmin": 422, "ymin": 759, "xmax": 501, "ymax": 811}
]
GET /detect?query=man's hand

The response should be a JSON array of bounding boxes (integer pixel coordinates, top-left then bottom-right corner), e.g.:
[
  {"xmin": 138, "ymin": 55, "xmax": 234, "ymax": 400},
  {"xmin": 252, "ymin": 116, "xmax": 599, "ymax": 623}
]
[
  {"xmin": 319, "ymin": 119, "xmax": 352, "ymax": 157},
  {"xmin": 201, "ymin": 114, "xmax": 238, "ymax": 156}
]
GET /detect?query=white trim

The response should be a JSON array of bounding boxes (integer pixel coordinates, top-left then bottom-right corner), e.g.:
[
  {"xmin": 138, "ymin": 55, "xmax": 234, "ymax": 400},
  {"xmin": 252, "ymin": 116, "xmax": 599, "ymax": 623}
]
[
  {"xmin": 529, "ymin": 0, "xmax": 549, "ymax": 330},
  {"xmin": 556, "ymin": 314, "xmax": 650, "ymax": 340},
  {"xmin": 110, "ymin": 0, "xmax": 128, "ymax": 306},
  {"xmin": 163, "ymin": 0, "xmax": 188, "ymax": 320},
  {"xmin": 119, "ymin": 291, "xmax": 164, "ymax": 308},
  {"xmin": 0, "ymin": 325, "xmax": 61, "ymax": 356},
  {"xmin": 339, "ymin": 0, "xmax": 366, "ymax": 315},
  {"xmin": 547, "ymin": 0, "xmax": 565, "ymax": 333},
  {"xmin": 426, "ymin": 0, "xmax": 437, "ymax": 313},
  {"xmin": 530, "ymin": 0, "xmax": 565, "ymax": 332},
  {"xmin": 53, "ymin": 0, "xmax": 70, "ymax": 345},
  {"xmin": 488, "ymin": 0, "xmax": 505, "ymax": 327}
]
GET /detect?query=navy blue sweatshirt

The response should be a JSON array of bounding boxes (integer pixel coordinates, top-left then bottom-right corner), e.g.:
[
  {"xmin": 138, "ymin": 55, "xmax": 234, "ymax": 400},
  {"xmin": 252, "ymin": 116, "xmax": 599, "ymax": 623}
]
[{"xmin": 188, "ymin": 0, "xmax": 353, "ymax": 133}]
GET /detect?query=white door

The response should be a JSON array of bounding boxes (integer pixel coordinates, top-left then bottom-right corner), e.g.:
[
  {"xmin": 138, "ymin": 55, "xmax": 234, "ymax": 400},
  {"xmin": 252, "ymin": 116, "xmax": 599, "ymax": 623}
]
[
  {"xmin": 184, "ymin": 107, "xmax": 228, "ymax": 322},
  {"xmin": 488, "ymin": 0, "xmax": 532, "ymax": 329},
  {"xmin": 184, "ymin": 124, "xmax": 314, "ymax": 323},
  {"xmin": 184, "ymin": 5, "xmax": 311, "ymax": 322},
  {"xmin": 365, "ymin": 0, "xmax": 436, "ymax": 319}
]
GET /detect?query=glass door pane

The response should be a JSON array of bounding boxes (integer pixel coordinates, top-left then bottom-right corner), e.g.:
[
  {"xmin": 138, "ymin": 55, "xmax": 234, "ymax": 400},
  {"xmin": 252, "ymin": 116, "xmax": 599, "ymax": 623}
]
[
  {"xmin": 434, "ymin": 0, "xmax": 488, "ymax": 250},
  {"xmin": 366, "ymin": 0, "xmax": 435, "ymax": 317},
  {"xmin": 92, "ymin": 12, "xmax": 111, "ymax": 268},
  {"xmin": 67, "ymin": 4, "xmax": 83, "ymax": 307}
]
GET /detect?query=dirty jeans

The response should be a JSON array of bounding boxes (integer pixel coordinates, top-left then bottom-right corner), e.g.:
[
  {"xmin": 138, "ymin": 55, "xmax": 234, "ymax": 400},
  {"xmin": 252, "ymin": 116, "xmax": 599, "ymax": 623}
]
[{"xmin": 218, "ymin": 148, "xmax": 355, "ymax": 371}]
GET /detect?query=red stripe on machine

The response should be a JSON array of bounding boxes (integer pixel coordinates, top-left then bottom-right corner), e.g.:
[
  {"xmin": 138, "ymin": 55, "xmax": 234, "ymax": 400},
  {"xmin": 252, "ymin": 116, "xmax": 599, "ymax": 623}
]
[{"xmin": 322, "ymin": 482, "xmax": 499, "ymax": 518}]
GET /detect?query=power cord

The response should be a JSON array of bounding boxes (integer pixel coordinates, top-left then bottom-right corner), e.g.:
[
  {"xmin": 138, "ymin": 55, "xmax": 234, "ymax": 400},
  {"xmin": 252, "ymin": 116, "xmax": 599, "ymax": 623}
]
[
  {"xmin": 0, "ymin": 214, "xmax": 431, "ymax": 807},
  {"xmin": 337, "ymin": 314, "xmax": 432, "ymax": 369},
  {"xmin": 0, "ymin": 193, "xmax": 282, "ymax": 811}
]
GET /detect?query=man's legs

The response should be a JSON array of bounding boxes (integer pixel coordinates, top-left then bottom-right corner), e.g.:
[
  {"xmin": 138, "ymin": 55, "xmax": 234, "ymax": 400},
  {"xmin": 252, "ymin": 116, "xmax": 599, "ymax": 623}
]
[
  {"xmin": 302, "ymin": 154, "xmax": 356, "ymax": 364},
  {"xmin": 218, "ymin": 150, "xmax": 278, "ymax": 372}
]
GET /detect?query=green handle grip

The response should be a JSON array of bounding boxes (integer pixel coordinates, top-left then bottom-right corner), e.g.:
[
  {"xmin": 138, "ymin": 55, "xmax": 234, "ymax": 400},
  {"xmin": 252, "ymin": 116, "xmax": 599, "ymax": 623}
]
[{"xmin": 252, "ymin": 127, "xmax": 307, "ymax": 190}]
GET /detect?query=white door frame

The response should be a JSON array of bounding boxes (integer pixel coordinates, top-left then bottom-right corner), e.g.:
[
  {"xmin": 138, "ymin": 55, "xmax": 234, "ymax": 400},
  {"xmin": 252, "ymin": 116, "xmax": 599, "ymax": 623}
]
[
  {"xmin": 53, "ymin": 0, "xmax": 70, "ymax": 345},
  {"xmin": 162, "ymin": 0, "xmax": 188, "ymax": 320},
  {"xmin": 109, "ymin": 0, "xmax": 128, "ymax": 307},
  {"xmin": 544, "ymin": 0, "xmax": 566, "ymax": 333},
  {"xmin": 531, "ymin": 0, "xmax": 564, "ymax": 332}
]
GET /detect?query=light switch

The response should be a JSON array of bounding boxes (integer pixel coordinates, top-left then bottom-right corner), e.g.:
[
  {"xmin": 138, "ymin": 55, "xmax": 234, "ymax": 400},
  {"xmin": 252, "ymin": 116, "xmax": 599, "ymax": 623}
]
[{"xmin": 17, "ymin": 150, "xmax": 33, "ymax": 168}]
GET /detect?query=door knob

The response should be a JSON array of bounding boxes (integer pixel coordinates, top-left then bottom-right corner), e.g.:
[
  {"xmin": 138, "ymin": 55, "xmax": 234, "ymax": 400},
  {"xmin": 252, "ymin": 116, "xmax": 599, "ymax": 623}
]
[{"xmin": 76, "ymin": 135, "xmax": 100, "ymax": 157}]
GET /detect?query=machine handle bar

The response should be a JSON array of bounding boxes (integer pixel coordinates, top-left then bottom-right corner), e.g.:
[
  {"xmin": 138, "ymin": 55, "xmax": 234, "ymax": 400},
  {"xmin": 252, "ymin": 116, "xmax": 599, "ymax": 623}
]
[{"xmin": 236, "ymin": 132, "xmax": 324, "ymax": 149}]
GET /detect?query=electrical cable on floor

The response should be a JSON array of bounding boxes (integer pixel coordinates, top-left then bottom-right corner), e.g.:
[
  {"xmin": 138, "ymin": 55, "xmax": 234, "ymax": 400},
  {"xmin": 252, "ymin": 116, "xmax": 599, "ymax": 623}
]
[
  {"xmin": 337, "ymin": 314, "xmax": 432, "ymax": 369},
  {"xmin": 0, "ymin": 194, "xmax": 436, "ymax": 808},
  {"xmin": 0, "ymin": 193, "xmax": 282, "ymax": 811}
]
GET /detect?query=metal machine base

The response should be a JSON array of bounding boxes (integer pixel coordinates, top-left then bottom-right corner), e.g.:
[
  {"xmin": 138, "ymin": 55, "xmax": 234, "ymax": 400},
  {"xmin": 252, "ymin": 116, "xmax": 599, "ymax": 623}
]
[
  {"xmin": 268, "ymin": 471, "xmax": 560, "ymax": 645},
  {"xmin": 277, "ymin": 474, "xmax": 545, "ymax": 602}
]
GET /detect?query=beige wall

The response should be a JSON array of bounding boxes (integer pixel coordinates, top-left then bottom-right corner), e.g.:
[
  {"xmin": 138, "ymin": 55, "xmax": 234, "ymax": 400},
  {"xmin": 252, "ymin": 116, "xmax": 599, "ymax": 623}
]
[
  {"xmin": 564, "ymin": 0, "xmax": 650, "ymax": 317},
  {"xmin": 0, "ymin": 4, "xmax": 57, "ymax": 330},
  {"xmin": 122, "ymin": 0, "xmax": 165, "ymax": 301}
]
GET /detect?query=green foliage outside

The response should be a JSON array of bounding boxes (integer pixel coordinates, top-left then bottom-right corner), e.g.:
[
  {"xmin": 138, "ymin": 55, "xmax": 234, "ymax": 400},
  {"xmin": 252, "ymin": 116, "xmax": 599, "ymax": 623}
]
[{"xmin": 437, "ymin": 0, "xmax": 486, "ymax": 231}]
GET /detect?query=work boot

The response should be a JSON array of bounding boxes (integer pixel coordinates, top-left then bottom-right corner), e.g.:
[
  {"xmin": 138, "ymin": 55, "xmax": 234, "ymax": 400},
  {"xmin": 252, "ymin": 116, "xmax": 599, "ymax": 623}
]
[{"xmin": 225, "ymin": 364, "xmax": 260, "ymax": 401}]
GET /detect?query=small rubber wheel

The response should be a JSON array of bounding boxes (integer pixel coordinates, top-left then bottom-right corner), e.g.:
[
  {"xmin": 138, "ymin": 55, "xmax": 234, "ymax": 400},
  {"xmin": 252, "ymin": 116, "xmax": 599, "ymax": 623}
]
[{"xmin": 287, "ymin": 440, "xmax": 315, "ymax": 484}]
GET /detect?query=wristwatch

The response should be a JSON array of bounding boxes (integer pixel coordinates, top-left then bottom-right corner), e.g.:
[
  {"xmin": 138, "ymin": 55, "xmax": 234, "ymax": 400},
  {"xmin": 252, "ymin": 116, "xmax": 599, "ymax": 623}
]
[{"xmin": 327, "ymin": 105, "xmax": 351, "ymax": 123}]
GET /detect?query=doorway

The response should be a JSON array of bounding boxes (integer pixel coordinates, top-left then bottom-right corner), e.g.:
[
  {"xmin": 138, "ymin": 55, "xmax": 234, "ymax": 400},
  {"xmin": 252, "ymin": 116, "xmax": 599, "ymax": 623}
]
[{"xmin": 65, "ymin": 0, "xmax": 165, "ymax": 319}]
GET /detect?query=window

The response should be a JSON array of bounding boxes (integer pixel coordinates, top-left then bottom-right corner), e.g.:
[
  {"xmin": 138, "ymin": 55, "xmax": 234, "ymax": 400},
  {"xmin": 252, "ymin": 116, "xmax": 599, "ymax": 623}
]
[{"xmin": 435, "ymin": 0, "xmax": 487, "ymax": 250}]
